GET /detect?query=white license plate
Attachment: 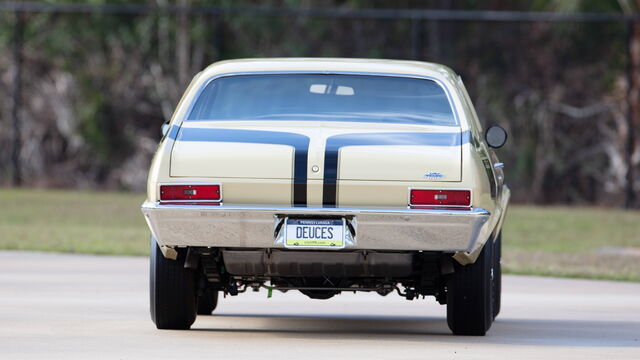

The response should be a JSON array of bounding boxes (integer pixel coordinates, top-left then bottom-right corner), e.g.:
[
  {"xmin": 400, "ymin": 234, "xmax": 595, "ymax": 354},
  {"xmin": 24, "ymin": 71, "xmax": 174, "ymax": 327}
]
[{"xmin": 284, "ymin": 218, "xmax": 346, "ymax": 249}]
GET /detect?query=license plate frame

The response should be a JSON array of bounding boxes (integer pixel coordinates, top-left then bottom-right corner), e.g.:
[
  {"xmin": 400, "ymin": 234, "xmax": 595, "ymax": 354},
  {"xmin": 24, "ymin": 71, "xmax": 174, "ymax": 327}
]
[{"xmin": 283, "ymin": 218, "xmax": 346, "ymax": 249}]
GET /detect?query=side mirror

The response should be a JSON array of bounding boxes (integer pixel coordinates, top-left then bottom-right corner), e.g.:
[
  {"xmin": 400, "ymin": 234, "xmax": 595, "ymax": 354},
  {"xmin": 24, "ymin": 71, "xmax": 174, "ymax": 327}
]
[
  {"xmin": 161, "ymin": 122, "xmax": 170, "ymax": 137},
  {"xmin": 485, "ymin": 125, "xmax": 507, "ymax": 149}
]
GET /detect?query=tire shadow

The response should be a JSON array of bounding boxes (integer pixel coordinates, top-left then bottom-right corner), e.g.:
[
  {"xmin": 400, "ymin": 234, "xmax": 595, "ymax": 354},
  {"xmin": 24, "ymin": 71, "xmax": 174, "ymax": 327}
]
[{"xmin": 192, "ymin": 313, "xmax": 640, "ymax": 347}]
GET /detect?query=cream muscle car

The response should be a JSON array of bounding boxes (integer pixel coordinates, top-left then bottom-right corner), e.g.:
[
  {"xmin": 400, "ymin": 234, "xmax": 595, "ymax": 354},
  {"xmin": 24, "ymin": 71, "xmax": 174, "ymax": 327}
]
[{"xmin": 141, "ymin": 58, "xmax": 510, "ymax": 336}]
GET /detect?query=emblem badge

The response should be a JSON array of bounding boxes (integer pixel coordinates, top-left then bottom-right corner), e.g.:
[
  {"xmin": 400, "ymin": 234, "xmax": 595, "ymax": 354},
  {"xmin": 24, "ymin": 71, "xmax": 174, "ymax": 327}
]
[{"xmin": 423, "ymin": 172, "xmax": 444, "ymax": 180}]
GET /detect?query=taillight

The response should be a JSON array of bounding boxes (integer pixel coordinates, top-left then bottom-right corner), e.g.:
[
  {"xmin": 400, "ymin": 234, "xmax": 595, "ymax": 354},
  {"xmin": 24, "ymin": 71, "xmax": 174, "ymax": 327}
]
[
  {"xmin": 160, "ymin": 184, "xmax": 221, "ymax": 203},
  {"xmin": 410, "ymin": 189, "xmax": 471, "ymax": 207}
]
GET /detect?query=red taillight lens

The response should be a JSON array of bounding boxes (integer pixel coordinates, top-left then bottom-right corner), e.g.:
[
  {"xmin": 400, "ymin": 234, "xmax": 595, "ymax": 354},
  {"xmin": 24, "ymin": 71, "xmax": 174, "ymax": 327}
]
[
  {"xmin": 410, "ymin": 189, "xmax": 471, "ymax": 207},
  {"xmin": 160, "ymin": 184, "xmax": 221, "ymax": 202}
]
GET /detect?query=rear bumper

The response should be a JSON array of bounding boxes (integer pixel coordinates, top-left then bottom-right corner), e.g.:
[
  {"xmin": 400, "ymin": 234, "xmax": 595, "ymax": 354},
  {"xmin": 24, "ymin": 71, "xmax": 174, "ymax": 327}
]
[{"xmin": 141, "ymin": 202, "xmax": 490, "ymax": 252}]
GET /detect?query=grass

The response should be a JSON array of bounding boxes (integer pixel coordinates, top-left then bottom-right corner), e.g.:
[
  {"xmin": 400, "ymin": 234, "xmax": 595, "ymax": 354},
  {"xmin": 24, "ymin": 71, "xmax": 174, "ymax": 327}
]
[
  {"xmin": 1, "ymin": 188, "xmax": 639, "ymax": 281},
  {"xmin": 0, "ymin": 188, "xmax": 149, "ymax": 256},
  {"xmin": 503, "ymin": 206, "xmax": 640, "ymax": 253},
  {"xmin": 502, "ymin": 206, "xmax": 640, "ymax": 282}
]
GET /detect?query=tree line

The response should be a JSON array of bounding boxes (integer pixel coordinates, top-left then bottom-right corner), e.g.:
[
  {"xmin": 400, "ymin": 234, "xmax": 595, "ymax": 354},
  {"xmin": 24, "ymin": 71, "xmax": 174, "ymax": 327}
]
[{"xmin": 0, "ymin": 0, "xmax": 638, "ymax": 207}]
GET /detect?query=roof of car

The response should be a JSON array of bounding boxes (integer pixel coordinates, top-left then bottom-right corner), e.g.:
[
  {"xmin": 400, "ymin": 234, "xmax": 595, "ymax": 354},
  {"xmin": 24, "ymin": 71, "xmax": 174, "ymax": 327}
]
[{"xmin": 199, "ymin": 58, "xmax": 459, "ymax": 83}]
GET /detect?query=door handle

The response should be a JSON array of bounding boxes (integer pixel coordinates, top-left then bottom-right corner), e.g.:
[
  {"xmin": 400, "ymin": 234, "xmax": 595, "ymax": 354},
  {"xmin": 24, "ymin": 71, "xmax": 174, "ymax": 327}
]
[{"xmin": 493, "ymin": 162, "xmax": 504, "ymax": 169}]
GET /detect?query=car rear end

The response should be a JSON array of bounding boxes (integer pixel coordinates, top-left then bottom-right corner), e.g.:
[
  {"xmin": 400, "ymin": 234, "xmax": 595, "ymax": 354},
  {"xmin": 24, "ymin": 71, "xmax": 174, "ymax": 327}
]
[{"xmin": 142, "ymin": 59, "xmax": 506, "ymax": 335}]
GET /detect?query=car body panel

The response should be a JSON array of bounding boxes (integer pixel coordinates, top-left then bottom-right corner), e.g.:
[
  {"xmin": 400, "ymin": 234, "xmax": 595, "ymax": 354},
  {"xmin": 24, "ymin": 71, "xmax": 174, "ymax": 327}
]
[
  {"xmin": 169, "ymin": 121, "xmax": 463, "ymax": 182},
  {"xmin": 143, "ymin": 58, "xmax": 509, "ymax": 263}
]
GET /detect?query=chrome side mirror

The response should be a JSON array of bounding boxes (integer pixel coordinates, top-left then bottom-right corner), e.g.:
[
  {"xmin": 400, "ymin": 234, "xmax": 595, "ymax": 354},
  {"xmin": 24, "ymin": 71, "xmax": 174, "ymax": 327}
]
[
  {"xmin": 485, "ymin": 125, "xmax": 507, "ymax": 149},
  {"xmin": 161, "ymin": 122, "xmax": 170, "ymax": 137}
]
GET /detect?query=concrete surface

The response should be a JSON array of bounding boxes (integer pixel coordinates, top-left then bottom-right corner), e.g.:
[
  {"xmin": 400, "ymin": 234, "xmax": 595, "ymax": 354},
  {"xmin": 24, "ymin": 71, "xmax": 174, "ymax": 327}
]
[{"xmin": 0, "ymin": 251, "xmax": 639, "ymax": 359}]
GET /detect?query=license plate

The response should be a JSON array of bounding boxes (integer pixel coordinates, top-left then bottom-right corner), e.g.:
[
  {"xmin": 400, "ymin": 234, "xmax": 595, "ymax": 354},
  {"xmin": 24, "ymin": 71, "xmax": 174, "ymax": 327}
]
[{"xmin": 284, "ymin": 218, "xmax": 346, "ymax": 249}]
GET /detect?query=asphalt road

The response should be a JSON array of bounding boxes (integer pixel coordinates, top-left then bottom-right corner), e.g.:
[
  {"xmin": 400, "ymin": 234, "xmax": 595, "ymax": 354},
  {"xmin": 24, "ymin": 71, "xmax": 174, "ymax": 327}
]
[{"xmin": 1, "ymin": 251, "xmax": 639, "ymax": 359}]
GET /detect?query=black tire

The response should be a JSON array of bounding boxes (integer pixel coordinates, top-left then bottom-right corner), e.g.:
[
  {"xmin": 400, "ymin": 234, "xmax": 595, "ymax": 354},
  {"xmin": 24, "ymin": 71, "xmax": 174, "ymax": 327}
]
[
  {"xmin": 150, "ymin": 237, "xmax": 198, "ymax": 329},
  {"xmin": 493, "ymin": 232, "xmax": 502, "ymax": 319},
  {"xmin": 197, "ymin": 291, "xmax": 219, "ymax": 315},
  {"xmin": 447, "ymin": 238, "xmax": 494, "ymax": 336}
]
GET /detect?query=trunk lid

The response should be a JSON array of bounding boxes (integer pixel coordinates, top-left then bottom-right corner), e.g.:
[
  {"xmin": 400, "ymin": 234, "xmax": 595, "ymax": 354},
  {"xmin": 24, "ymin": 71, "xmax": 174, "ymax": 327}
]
[{"xmin": 170, "ymin": 121, "xmax": 462, "ymax": 182}]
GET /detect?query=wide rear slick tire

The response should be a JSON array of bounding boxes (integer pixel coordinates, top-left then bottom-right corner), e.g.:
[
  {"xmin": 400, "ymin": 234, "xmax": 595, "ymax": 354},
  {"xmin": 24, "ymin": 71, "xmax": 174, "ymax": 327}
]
[
  {"xmin": 446, "ymin": 237, "xmax": 495, "ymax": 336},
  {"xmin": 150, "ymin": 238, "xmax": 198, "ymax": 330},
  {"xmin": 197, "ymin": 291, "xmax": 219, "ymax": 315}
]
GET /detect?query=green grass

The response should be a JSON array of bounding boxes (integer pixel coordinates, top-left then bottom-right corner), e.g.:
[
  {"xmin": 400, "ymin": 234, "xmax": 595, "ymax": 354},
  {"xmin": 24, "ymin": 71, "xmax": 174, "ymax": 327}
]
[
  {"xmin": 502, "ymin": 206, "xmax": 640, "ymax": 282},
  {"xmin": 503, "ymin": 206, "xmax": 640, "ymax": 253},
  {"xmin": 1, "ymin": 188, "xmax": 639, "ymax": 281},
  {"xmin": 0, "ymin": 188, "xmax": 149, "ymax": 256}
]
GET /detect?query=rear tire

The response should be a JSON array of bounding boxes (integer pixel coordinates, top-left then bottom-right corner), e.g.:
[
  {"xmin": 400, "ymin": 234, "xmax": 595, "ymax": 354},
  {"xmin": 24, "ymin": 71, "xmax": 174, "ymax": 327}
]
[
  {"xmin": 493, "ymin": 232, "xmax": 502, "ymax": 319},
  {"xmin": 446, "ymin": 238, "xmax": 494, "ymax": 336},
  {"xmin": 197, "ymin": 291, "xmax": 219, "ymax": 315},
  {"xmin": 150, "ymin": 237, "xmax": 198, "ymax": 330}
]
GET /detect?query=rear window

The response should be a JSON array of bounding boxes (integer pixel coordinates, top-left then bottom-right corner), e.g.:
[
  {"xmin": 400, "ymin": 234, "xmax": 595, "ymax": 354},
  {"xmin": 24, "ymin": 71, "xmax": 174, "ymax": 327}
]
[{"xmin": 187, "ymin": 74, "xmax": 456, "ymax": 126}]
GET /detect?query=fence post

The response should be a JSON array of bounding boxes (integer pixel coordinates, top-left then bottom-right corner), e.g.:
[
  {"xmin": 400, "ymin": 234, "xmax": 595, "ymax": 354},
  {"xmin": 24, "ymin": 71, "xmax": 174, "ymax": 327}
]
[{"xmin": 11, "ymin": 9, "xmax": 24, "ymax": 186}]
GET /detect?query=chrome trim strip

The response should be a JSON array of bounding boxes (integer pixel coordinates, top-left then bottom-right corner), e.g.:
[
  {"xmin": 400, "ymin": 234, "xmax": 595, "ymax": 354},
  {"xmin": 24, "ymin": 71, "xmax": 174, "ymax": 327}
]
[{"xmin": 142, "ymin": 201, "xmax": 488, "ymax": 216}]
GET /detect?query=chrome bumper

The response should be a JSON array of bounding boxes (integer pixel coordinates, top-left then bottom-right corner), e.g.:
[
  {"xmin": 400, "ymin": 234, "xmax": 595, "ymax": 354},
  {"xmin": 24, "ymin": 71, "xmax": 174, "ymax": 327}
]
[{"xmin": 141, "ymin": 202, "xmax": 490, "ymax": 252}]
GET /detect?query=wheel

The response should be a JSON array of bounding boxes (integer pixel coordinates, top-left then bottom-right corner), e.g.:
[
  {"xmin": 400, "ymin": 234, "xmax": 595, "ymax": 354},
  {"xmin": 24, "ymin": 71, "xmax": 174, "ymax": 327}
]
[
  {"xmin": 150, "ymin": 237, "xmax": 198, "ymax": 329},
  {"xmin": 493, "ymin": 232, "xmax": 502, "ymax": 319},
  {"xmin": 446, "ymin": 237, "xmax": 494, "ymax": 336},
  {"xmin": 197, "ymin": 291, "xmax": 219, "ymax": 315}
]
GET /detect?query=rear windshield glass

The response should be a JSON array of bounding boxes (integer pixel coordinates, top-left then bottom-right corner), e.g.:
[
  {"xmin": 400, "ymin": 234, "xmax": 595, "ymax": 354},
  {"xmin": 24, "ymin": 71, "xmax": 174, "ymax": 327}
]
[{"xmin": 187, "ymin": 74, "xmax": 456, "ymax": 126}]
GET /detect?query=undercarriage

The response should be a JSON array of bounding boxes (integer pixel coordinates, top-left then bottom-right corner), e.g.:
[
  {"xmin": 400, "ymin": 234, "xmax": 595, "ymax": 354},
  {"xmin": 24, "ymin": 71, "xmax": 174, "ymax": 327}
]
[{"xmin": 187, "ymin": 248, "xmax": 453, "ymax": 302}]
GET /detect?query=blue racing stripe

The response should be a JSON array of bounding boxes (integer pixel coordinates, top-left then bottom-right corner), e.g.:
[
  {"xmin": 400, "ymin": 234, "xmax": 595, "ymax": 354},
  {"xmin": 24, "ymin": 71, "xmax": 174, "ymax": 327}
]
[
  {"xmin": 322, "ymin": 130, "xmax": 470, "ymax": 207},
  {"xmin": 165, "ymin": 124, "xmax": 181, "ymax": 141},
  {"xmin": 172, "ymin": 126, "xmax": 310, "ymax": 207}
]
